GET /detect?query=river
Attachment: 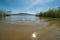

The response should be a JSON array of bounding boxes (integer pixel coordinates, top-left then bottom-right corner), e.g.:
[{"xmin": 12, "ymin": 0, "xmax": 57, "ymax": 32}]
[{"xmin": 0, "ymin": 15, "xmax": 60, "ymax": 40}]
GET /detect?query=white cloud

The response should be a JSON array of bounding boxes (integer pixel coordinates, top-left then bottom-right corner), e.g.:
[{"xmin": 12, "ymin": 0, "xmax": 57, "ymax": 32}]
[
  {"xmin": 25, "ymin": 0, "xmax": 55, "ymax": 10},
  {"xmin": 23, "ymin": 0, "xmax": 55, "ymax": 14}
]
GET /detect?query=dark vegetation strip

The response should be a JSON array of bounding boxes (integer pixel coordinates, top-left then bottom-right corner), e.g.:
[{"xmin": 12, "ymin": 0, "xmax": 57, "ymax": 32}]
[
  {"xmin": 0, "ymin": 10, "xmax": 6, "ymax": 17},
  {"xmin": 37, "ymin": 7, "xmax": 60, "ymax": 18}
]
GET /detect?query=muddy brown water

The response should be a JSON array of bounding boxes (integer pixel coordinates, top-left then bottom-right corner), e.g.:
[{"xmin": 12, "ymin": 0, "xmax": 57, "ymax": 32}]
[{"xmin": 0, "ymin": 15, "xmax": 60, "ymax": 40}]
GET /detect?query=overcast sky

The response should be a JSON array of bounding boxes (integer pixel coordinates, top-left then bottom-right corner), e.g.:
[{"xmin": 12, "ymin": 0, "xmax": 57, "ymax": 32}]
[{"xmin": 0, "ymin": 0, "xmax": 60, "ymax": 14}]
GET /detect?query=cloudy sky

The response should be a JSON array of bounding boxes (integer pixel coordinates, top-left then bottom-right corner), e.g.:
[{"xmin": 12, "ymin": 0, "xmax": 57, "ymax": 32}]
[{"xmin": 0, "ymin": 0, "xmax": 60, "ymax": 14}]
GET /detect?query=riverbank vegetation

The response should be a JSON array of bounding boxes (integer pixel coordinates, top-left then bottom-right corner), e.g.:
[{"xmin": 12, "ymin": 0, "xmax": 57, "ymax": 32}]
[
  {"xmin": 38, "ymin": 7, "xmax": 60, "ymax": 18},
  {"xmin": 0, "ymin": 10, "xmax": 6, "ymax": 17}
]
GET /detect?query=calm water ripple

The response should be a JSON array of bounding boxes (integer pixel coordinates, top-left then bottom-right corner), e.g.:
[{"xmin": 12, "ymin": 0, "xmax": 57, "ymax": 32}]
[{"xmin": 0, "ymin": 15, "xmax": 60, "ymax": 40}]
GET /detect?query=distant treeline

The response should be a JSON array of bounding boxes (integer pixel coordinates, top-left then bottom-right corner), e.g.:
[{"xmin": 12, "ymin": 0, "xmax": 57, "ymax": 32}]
[
  {"xmin": 38, "ymin": 7, "xmax": 60, "ymax": 18},
  {"xmin": 0, "ymin": 10, "xmax": 6, "ymax": 17}
]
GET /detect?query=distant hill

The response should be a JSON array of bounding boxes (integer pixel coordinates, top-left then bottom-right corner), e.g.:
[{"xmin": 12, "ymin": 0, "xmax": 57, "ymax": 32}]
[
  {"xmin": 18, "ymin": 13, "xmax": 33, "ymax": 15},
  {"xmin": 9, "ymin": 13, "xmax": 34, "ymax": 16}
]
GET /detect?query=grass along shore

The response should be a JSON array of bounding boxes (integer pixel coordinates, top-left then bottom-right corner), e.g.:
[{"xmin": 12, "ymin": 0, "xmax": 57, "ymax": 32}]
[
  {"xmin": 0, "ymin": 10, "xmax": 6, "ymax": 17},
  {"xmin": 38, "ymin": 7, "xmax": 60, "ymax": 18}
]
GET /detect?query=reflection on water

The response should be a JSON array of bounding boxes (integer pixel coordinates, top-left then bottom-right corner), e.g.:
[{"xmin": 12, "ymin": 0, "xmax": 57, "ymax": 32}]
[
  {"xmin": 0, "ymin": 15, "xmax": 41, "ymax": 24},
  {"xmin": 32, "ymin": 33, "xmax": 36, "ymax": 38},
  {"xmin": 0, "ymin": 15, "xmax": 60, "ymax": 40}
]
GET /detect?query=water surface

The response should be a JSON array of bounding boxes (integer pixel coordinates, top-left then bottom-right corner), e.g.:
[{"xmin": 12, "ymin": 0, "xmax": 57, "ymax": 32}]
[{"xmin": 0, "ymin": 15, "xmax": 60, "ymax": 40}]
